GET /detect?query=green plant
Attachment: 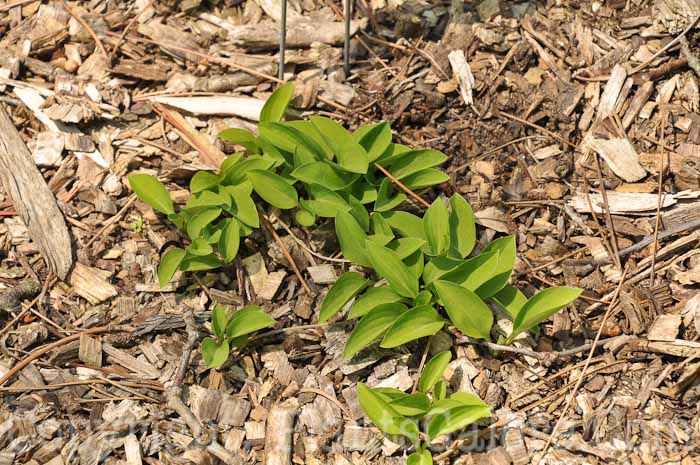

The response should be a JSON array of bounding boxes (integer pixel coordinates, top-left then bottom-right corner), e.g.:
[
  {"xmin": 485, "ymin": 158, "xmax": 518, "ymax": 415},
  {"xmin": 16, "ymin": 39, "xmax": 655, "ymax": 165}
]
[
  {"xmin": 217, "ymin": 83, "xmax": 448, "ymax": 228},
  {"xmin": 127, "ymin": 83, "xmax": 449, "ymax": 288},
  {"xmin": 201, "ymin": 304, "xmax": 275, "ymax": 369},
  {"xmin": 358, "ymin": 351, "xmax": 491, "ymax": 465},
  {"xmin": 319, "ymin": 194, "xmax": 582, "ymax": 358}
]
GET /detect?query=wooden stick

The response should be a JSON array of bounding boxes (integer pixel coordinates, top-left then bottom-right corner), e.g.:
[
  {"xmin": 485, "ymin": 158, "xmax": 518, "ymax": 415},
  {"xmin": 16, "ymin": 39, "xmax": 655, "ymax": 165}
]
[
  {"xmin": 260, "ymin": 212, "xmax": 312, "ymax": 296},
  {"xmin": 374, "ymin": 163, "xmax": 431, "ymax": 208}
]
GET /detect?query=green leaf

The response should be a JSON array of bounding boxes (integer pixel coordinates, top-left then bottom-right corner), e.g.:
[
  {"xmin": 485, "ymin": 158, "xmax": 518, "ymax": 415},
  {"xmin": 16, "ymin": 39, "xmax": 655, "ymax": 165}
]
[
  {"xmin": 419, "ymin": 351, "xmax": 451, "ymax": 393},
  {"xmin": 348, "ymin": 286, "xmax": 404, "ymax": 319},
  {"xmin": 386, "ymin": 237, "xmax": 427, "ymax": 260},
  {"xmin": 212, "ymin": 304, "xmax": 229, "ymax": 339},
  {"xmin": 369, "ymin": 213, "xmax": 394, "ymax": 244},
  {"xmin": 186, "ymin": 237, "xmax": 214, "ymax": 256},
  {"xmin": 449, "ymin": 194, "xmax": 476, "ymax": 258},
  {"xmin": 190, "ymin": 171, "xmax": 220, "ymax": 193},
  {"xmin": 218, "ymin": 128, "xmax": 260, "ymax": 153},
  {"xmin": 284, "ymin": 120, "xmax": 333, "ymax": 159},
  {"xmin": 366, "ymin": 241, "xmax": 419, "ymax": 298},
  {"xmin": 439, "ymin": 251, "xmax": 500, "ymax": 291},
  {"xmin": 426, "ymin": 404, "xmax": 491, "ymax": 441},
  {"xmin": 357, "ymin": 383, "xmax": 418, "ymax": 443},
  {"xmin": 158, "ymin": 247, "xmax": 185, "ymax": 287},
  {"xmin": 434, "ymin": 280, "xmax": 493, "ymax": 340},
  {"xmin": 128, "ymin": 174, "xmax": 174, "ymax": 215},
  {"xmin": 201, "ymin": 337, "xmax": 230, "ymax": 369},
  {"xmin": 476, "ymin": 236, "xmax": 516, "ymax": 299},
  {"xmin": 380, "ymin": 304, "xmax": 444, "ymax": 348},
  {"xmin": 424, "ymin": 198, "xmax": 450, "ymax": 256},
  {"xmin": 319, "ymin": 272, "xmax": 369, "ymax": 323},
  {"xmin": 221, "ymin": 157, "xmax": 275, "ymax": 185},
  {"xmin": 335, "ymin": 211, "xmax": 371, "ymax": 266},
  {"xmin": 508, "ymin": 287, "xmax": 582, "ymax": 343},
  {"xmin": 402, "ymin": 168, "xmax": 449, "ymax": 189},
  {"xmin": 219, "ymin": 218, "xmax": 240, "ymax": 263},
  {"xmin": 226, "ymin": 305, "xmax": 275, "ymax": 339},
  {"xmin": 374, "ymin": 178, "xmax": 407, "ymax": 212},
  {"xmin": 407, "ymin": 449, "xmax": 433, "ymax": 465},
  {"xmin": 352, "ymin": 183, "xmax": 378, "ymax": 204},
  {"xmin": 354, "ymin": 121, "xmax": 392, "ymax": 162},
  {"xmin": 344, "ymin": 303, "xmax": 407, "ymax": 359},
  {"xmin": 310, "ymin": 117, "xmax": 369, "ymax": 173},
  {"xmin": 220, "ymin": 152, "xmax": 244, "ymax": 177},
  {"xmin": 383, "ymin": 149, "xmax": 447, "ymax": 180},
  {"xmin": 491, "ymin": 285, "xmax": 527, "ymax": 319},
  {"xmin": 381, "ymin": 391, "xmax": 431, "ymax": 416},
  {"xmin": 291, "ymin": 161, "xmax": 358, "ymax": 191},
  {"xmin": 260, "ymin": 82, "xmax": 294, "ymax": 122},
  {"xmin": 183, "ymin": 190, "xmax": 228, "ymax": 212},
  {"xmin": 187, "ymin": 208, "xmax": 222, "ymax": 239},
  {"xmin": 301, "ymin": 184, "xmax": 351, "ymax": 217},
  {"xmin": 259, "ymin": 122, "xmax": 325, "ymax": 160},
  {"xmin": 382, "ymin": 211, "xmax": 425, "ymax": 239},
  {"xmin": 404, "ymin": 249, "xmax": 424, "ymax": 283},
  {"xmin": 180, "ymin": 253, "xmax": 222, "ymax": 271},
  {"xmin": 294, "ymin": 207, "xmax": 316, "ymax": 226},
  {"xmin": 247, "ymin": 169, "xmax": 298, "ymax": 209},
  {"xmin": 434, "ymin": 380, "xmax": 446, "ymax": 400},
  {"xmin": 221, "ymin": 184, "xmax": 259, "ymax": 228},
  {"xmin": 422, "ymin": 256, "xmax": 464, "ymax": 285},
  {"xmin": 414, "ymin": 289, "xmax": 433, "ymax": 306}
]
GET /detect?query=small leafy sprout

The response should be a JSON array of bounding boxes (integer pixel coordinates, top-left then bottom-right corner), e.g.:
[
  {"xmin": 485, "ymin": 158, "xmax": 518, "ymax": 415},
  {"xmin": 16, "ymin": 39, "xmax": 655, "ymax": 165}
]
[
  {"xmin": 127, "ymin": 83, "xmax": 449, "ymax": 288},
  {"xmin": 320, "ymin": 194, "xmax": 582, "ymax": 359},
  {"xmin": 358, "ymin": 351, "xmax": 491, "ymax": 465},
  {"xmin": 201, "ymin": 304, "xmax": 275, "ymax": 369}
]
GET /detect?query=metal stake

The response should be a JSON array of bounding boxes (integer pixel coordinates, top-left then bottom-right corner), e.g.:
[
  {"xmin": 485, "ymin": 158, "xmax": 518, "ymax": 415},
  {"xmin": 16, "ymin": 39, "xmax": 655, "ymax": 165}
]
[
  {"xmin": 279, "ymin": 0, "xmax": 287, "ymax": 81},
  {"xmin": 343, "ymin": 0, "xmax": 351, "ymax": 76}
]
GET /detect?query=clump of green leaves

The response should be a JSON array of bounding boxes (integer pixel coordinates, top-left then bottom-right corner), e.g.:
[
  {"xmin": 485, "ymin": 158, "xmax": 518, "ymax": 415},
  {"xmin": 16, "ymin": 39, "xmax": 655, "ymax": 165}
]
[
  {"xmin": 201, "ymin": 304, "xmax": 275, "ymax": 369},
  {"xmin": 320, "ymin": 194, "xmax": 582, "ymax": 358},
  {"xmin": 218, "ymin": 82, "xmax": 448, "ymax": 228},
  {"xmin": 127, "ymin": 83, "xmax": 448, "ymax": 288},
  {"xmin": 358, "ymin": 351, "xmax": 491, "ymax": 465}
]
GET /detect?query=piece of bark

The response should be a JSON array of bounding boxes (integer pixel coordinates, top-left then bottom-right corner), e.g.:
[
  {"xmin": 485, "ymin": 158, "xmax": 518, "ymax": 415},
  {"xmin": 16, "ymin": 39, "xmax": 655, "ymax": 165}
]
[
  {"xmin": 0, "ymin": 104, "xmax": 74, "ymax": 279},
  {"xmin": 647, "ymin": 314, "xmax": 681, "ymax": 341},
  {"xmin": 583, "ymin": 132, "xmax": 646, "ymax": 182},
  {"xmin": 448, "ymin": 49, "xmax": 475, "ymax": 106},
  {"xmin": 308, "ymin": 265, "xmax": 337, "ymax": 284},
  {"xmin": 227, "ymin": 18, "xmax": 366, "ymax": 51},
  {"xmin": 150, "ymin": 96, "xmax": 265, "ymax": 120},
  {"xmin": 68, "ymin": 262, "xmax": 117, "ymax": 304},
  {"xmin": 568, "ymin": 191, "xmax": 681, "ymax": 214},
  {"xmin": 78, "ymin": 333, "xmax": 102, "ymax": 367},
  {"xmin": 597, "ymin": 64, "xmax": 627, "ymax": 120},
  {"xmin": 264, "ymin": 400, "xmax": 298, "ymax": 465}
]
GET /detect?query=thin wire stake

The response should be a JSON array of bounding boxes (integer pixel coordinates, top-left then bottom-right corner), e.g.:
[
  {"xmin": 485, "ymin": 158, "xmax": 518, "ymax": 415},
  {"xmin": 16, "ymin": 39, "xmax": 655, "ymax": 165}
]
[
  {"xmin": 279, "ymin": 0, "xmax": 287, "ymax": 81},
  {"xmin": 344, "ymin": 0, "xmax": 351, "ymax": 76}
]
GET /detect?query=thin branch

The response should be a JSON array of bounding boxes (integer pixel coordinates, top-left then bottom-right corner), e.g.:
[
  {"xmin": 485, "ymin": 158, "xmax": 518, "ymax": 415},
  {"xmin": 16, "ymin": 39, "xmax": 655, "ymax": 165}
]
[
  {"xmin": 259, "ymin": 211, "xmax": 312, "ymax": 296},
  {"xmin": 61, "ymin": 0, "xmax": 108, "ymax": 57},
  {"xmin": 374, "ymin": 163, "xmax": 431, "ymax": 208}
]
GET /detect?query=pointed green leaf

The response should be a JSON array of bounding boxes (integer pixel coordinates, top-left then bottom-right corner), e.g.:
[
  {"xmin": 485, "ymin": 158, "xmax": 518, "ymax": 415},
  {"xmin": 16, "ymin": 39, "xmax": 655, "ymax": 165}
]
[
  {"xmin": 449, "ymin": 194, "xmax": 476, "ymax": 258},
  {"xmin": 382, "ymin": 392, "xmax": 430, "ymax": 417},
  {"xmin": 260, "ymin": 82, "xmax": 294, "ymax": 122},
  {"xmin": 319, "ymin": 272, "xmax": 369, "ymax": 323},
  {"xmin": 291, "ymin": 161, "xmax": 358, "ymax": 191},
  {"xmin": 404, "ymin": 249, "xmax": 424, "ymax": 283},
  {"xmin": 301, "ymin": 184, "xmax": 351, "ymax": 217},
  {"xmin": 383, "ymin": 149, "xmax": 447, "ymax": 180},
  {"xmin": 491, "ymin": 285, "xmax": 527, "ymax": 319},
  {"xmin": 179, "ymin": 253, "xmax": 223, "ymax": 271},
  {"xmin": 187, "ymin": 208, "xmax": 222, "ymax": 239},
  {"xmin": 221, "ymin": 184, "xmax": 259, "ymax": 228},
  {"xmin": 294, "ymin": 207, "xmax": 316, "ymax": 226},
  {"xmin": 344, "ymin": 303, "xmax": 407, "ymax": 359},
  {"xmin": 247, "ymin": 169, "xmax": 298, "ymax": 209},
  {"xmin": 426, "ymin": 404, "xmax": 491, "ymax": 441},
  {"xmin": 259, "ymin": 121, "xmax": 325, "ymax": 160},
  {"xmin": 434, "ymin": 280, "xmax": 493, "ymax": 340},
  {"xmin": 158, "ymin": 247, "xmax": 185, "ymax": 287},
  {"xmin": 357, "ymin": 383, "xmax": 418, "ymax": 443},
  {"xmin": 221, "ymin": 157, "xmax": 275, "ymax": 185},
  {"xmin": 374, "ymin": 178, "xmax": 407, "ymax": 212},
  {"xmin": 382, "ymin": 211, "xmax": 425, "ymax": 239},
  {"xmin": 201, "ymin": 337, "xmax": 230, "ymax": 369},
  {"xmin": 439, "ymin": 251, "xmax": 500, "ymax": 291},
  {"xmin": 380, "ymin": 304, "xmax": 444, "ymax": 348},
  {"xmin": 226, "ymin": 305, "xmax": 275, "ymax": 339},
  {"xmin": 348, "ymin": 286, "xmax": 404, "ymax": 319},
  {"xmin": 128, "ymin": 174, "xmax": 174, "ymax": 215},
  {"xmin": 402, "ymin": 168, "xmax": 449, "ymax": 189},
  {"xmin": 419, "ymin": 351, "xmax": 451, "ymax": 393},
  {"xmin": 386, "ymin": 237, "xmax": 427, "ymax": 260},
  {"xmin": 424, "ymin": 197, "xmax": 450, "ymax": 256},
  {"xmin": 422, "ymin": 256, "xmax": 464, "ymax": 285},
  {"xmin": 335, "ymin": 211, "xmax": 371, "ymax": 266},
  {"xmin": 186, "ymin": 237, "xmax": 214, "ymax": 256},
  {"xmin": 219, "ymin": 218, "xmax": 240, "ymax": 263},
  {"xmin": 476, "ymin": 236, "xmax": 516, "ymax": 299},
  {"xmin": 220, "ymin": 152, "xmax": 244, "ymax": 177},
  {"xmin": 218, "ymin": 128, "xmax": 260, "ymax": 153},
  {"xmin": 212, "ymin": 304, "xmax": 229, "ymax": 339},
  {"xmin": 508, "ymin": 287, "xmax": 582, "ymax": 343},
  {"xmin": 366, "ymin": 241, "xmax": 419, "ymax": 298},
  {"xmin": 190, "ymin": 171, "xmax": 220, "ymax": 193},
  {"xmin": 354, "ymin": 121, "xmax": 392, "ymax": 162},
  {"xmin": 407, "ymin": 449, "xmax": 433, "ymax": 465}
]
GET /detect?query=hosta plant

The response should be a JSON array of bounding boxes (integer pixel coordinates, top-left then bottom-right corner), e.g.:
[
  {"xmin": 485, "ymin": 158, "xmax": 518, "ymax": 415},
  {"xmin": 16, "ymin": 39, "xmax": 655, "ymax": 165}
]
[
  {"xmin": 319, "ymin": 194, "xmax": 582, "ymax": 359},
  {"xmin": 201, "ymin": 304, "xmax": 275, "ymax": 369},
  {"xmin": 128, "ymin": 83, "xmax": 449, "ymax": 287},
  {"xmin": 358, "ymin": 351, "xmax": 491, "ymax": 465},
  {"xmin": 217, "ymin": 82, "xmax": 449, "ymax": 228}
]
